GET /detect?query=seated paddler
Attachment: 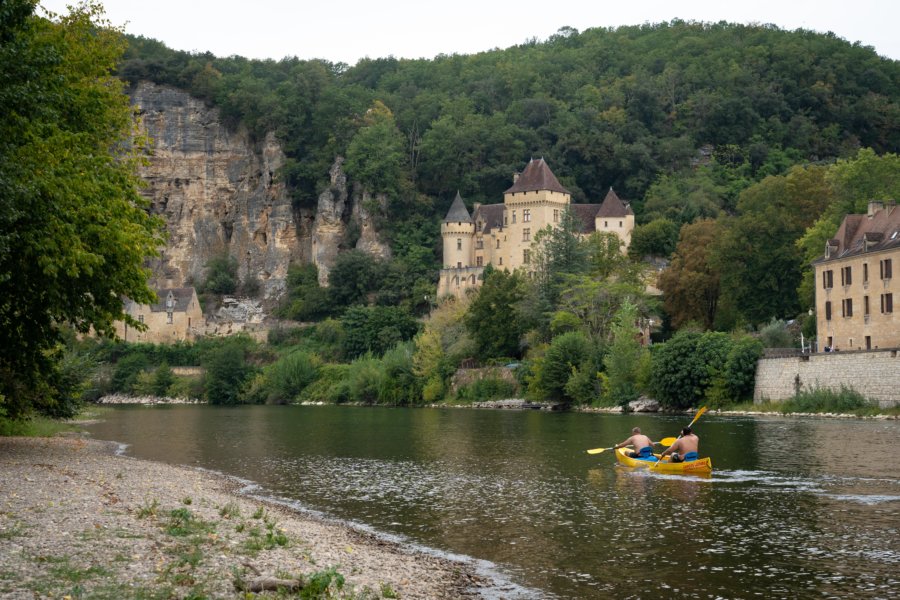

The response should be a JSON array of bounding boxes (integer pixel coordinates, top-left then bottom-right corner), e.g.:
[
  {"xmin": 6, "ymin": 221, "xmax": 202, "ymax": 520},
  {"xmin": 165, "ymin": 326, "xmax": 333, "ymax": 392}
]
[
  {"xmin": 613, "ymin": 427, "xmax": 656, "ymax": 460},
  {"xmin": 660, "ymin": 427, "xmax": 700, "ymax": 463}
]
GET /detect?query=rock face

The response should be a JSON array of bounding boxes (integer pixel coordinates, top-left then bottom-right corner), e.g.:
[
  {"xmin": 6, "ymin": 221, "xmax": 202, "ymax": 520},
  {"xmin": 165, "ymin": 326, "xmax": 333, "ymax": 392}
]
[
  {"xmin": 131, "ymin": 81, "xmax": 394, "ymax": 310},
  {"xmin": 131, "ymin": 81, "xmax": 310, "ymax": 300}
]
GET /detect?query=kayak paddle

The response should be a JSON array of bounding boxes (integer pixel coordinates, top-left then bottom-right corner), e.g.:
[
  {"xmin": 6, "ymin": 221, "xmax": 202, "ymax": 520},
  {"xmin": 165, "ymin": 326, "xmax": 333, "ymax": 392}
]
[{"xmin": 586, "ymin": 438, "xmax": 677, "ymax": 455}]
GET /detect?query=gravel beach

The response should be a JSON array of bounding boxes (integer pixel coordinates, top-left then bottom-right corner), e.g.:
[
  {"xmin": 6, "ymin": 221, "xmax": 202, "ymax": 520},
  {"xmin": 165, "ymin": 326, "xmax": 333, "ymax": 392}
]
[{"xmin": 0, "ymin": 436, "xmax": 484, "ymax": 599}]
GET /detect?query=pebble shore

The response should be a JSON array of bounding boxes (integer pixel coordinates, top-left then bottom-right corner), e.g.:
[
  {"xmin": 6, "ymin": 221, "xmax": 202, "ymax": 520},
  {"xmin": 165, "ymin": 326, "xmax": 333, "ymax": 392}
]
[{"xmin": 0, "ymin": 437, "xmax": 483, "ymax": 599}]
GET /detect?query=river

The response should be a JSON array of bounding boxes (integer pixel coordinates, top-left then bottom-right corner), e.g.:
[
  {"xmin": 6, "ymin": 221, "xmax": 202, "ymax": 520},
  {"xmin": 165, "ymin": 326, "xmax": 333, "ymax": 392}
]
[{"xmin": 83, "ymin": 405, "xmax": 900, "ymax": 599}]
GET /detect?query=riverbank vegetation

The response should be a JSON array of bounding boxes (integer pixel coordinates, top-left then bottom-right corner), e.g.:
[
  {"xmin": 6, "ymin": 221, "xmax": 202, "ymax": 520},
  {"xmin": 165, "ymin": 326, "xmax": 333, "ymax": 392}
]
[{"xmin": 4, "ymin": 2, "xmax": 900, "ymax": 431}]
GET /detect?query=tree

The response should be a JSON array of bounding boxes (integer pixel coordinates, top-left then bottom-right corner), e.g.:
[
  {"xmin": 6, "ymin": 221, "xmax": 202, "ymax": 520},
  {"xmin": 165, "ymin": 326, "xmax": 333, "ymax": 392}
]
[
  {"xmin": 0, "ymin": 1, "xmax": 164, "ymax": 419},
  {"xmin": 327, "ymin": 250, "xmax": 382, "ymax": 309},
  {"xmin": 658, "ymin": 219, "xmax": 723, "ymax": 330},
  {"xmin": 464, "ymin": 268, "xmax": 528, "ymax": 360},
  {"xmin": 530, "ymin": 331, "xmax": 592, "ymax": 404},
  {"xmin": 604, "ymin": 300, "xmax": 646, "ymax": 406},
  {"xmin": 344, "ymin": 100, "xmax": 410, "ymax": 197},
  {"xmin": 628, "ymin": 218, "xmax": 680, "ymax": 259},
  {"xmin": 340, "ymin": 305, "xmax": 419, "ymax": 359},
  {"xmin": 203, "ymin": 338, "xmax": 255, "ymax": 405}
]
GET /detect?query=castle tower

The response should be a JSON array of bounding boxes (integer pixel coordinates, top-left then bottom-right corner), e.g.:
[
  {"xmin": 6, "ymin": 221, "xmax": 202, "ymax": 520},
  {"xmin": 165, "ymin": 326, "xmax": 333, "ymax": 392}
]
[
  {"xmin": 594, "ymin": 187, "xmax": 635, "ymax": 249},
  {"xmin": 441, "ymin": 191, "xmax": 475, "ymax": 268},
  {"xmin": 502, "ymin": 158, "xmax": 571, "ymax": 270},
  {"xmin": 438, "ymin": 192, "xmax": 481, "ymax": 297}
]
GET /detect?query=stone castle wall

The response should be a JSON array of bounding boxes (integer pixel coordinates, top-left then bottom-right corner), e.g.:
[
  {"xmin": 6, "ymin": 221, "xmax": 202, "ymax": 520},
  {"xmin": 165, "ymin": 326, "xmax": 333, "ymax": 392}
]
[{"xmin": 754, "ymin": 349, "xmax": 900, "ymax": 408}]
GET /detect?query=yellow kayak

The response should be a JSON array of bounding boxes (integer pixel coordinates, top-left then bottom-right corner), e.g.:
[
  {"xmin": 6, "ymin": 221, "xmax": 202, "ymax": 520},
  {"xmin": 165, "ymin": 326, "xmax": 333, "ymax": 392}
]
[{"xmin": 615, "ymin": 447, "xmax": 712, "ymax": 475}]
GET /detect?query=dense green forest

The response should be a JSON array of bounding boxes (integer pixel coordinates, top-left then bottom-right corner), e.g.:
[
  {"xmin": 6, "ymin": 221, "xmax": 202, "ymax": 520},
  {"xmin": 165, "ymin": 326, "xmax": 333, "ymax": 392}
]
[{"xmin": 4, "ymin": 3, "xmax": 900, "ymax": 425}]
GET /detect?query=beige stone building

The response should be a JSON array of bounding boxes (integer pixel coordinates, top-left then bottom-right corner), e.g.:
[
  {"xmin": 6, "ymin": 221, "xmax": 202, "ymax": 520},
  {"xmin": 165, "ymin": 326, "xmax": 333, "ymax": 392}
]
[
  {"xmin": 115, "ymin": 287, "xmax": 204, "ymax": 344},
  {"xmin": 438, "ymin": 159, "xmax": 634, "ymax": 297},
  {"xmin": 813, "ymin": 201, "xmax": 900, "ymax": 351}
]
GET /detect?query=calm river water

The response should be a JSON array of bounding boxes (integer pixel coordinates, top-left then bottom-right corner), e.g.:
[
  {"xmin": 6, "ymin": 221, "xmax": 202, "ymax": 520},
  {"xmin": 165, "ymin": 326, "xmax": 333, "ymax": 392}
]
[{"xmin": 84, "ymin": 406, "xmax": 900, "ymax": 599}]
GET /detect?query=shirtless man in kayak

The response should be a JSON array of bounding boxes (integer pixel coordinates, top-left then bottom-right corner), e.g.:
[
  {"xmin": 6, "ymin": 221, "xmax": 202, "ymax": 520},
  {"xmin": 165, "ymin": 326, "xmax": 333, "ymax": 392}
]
[
  {"xmin": 660, "ymin": 427, "xmax": 699, "ymax": 462},
  {"xmin": 614, "ymin": 427, "xmax": 655, "ymax": 459}
]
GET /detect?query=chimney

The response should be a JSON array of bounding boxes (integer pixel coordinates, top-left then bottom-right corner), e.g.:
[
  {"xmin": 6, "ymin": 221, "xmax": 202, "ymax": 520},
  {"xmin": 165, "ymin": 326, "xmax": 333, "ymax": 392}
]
[
  {"xmin": 473, "ymin": 202, "xmax": 482, "ymax": 211},
  {"xmin": 887, "ymin": 200, "xmax": 897, "ymax": 216},
  {"xmin": 867, "ymin": 200, "xmax": 884, "ymax": 217},
  {"xmin": 512, "ymin": 172, "xmax": 520, "ymax": 184}
]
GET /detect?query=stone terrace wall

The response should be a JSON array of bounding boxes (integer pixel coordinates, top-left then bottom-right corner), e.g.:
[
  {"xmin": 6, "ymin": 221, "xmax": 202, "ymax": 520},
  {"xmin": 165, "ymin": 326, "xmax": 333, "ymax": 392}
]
[{"xmin": 754, "ymin": 348, "xmax": 900, "ymax": 408}]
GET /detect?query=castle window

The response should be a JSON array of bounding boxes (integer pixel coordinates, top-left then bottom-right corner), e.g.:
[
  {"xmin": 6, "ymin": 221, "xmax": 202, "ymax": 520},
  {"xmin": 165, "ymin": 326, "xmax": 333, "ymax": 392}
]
[
  {"xmin": 619, "ymin": 221, "xmax": 623, "ymax": 227},
  {"xmin": 453, "ymin": 276, "xmax": 459, "ymax": 287},
  {"xmin": 512, "ymin": 210, "xmax": 517, "ymax": 224},
  {"xmin": 841, "ymin": 266, "xmax": 852, "ymax": 286},
  {"xmin": 138, "ymin": 314, "xmax": 144, "ymax": 324},
  {"xmin": 476, "ymin": 221, "xmax": 482, "ymax": 232},
  {"xmin": 881, "ymin": 258, "xmax": 893, "ymax": 280},
  {"xmin": 523, "ymin": 228, "xmax": 531, "ymax": 242},
  {"xmin": 476, "ymin": 256, "xmax": 483, "ymax": 266},
  {"xmin": 476, "ymin": 239, "xmax": 483, "ymax": 249},
  {"xmin": 864, "ymin": 263, "xmax": 869, "ymax": 284},
  {"xmin": 865, "ymin": 295, "xmax": 870, "ymax": 317},
  {"xmin": 523, "ymin": 249, "xmax": 531, "ymax": 264},
  {"xmin": 882, "ymin": 293, "xmax": 894, "ymax": 313},
  {"xmin": 499, "ymin": 257, "xmax": 503, "ymax": 265},
  {"xmin": 604, "ymin": 220, "xmax": 608, "ymax": 227},
  {"xmin": 825, "ymin": 301, "xmax": 832, "ymax": 321},
  {"xmin": 167, "ymin": 312, "xmax": 173, "ymax": 324},
  {"xmin": 496, "ymin": 239, "xmax": 500, "ymax": 249},
  {"xmin": 457, "ymin": 238, "xmax": 462, "ymax": 250},
  {"xmin": 842, "ymin": 298, "xmax": 853, "ymax": 317},
  {"xmin": 822, "ymin": 270, "xmax": 833, "ymax": 289},
  {"xmin": 457, "ymin": 262, "xmax": 462, "ymax": 268},
  {"xmin": 523, "ymin": 209, "xmax": 531, "ymax": 222},
  {"xmin": 553, "ymin": 209, "xmax": 559, "ymax": 223}
]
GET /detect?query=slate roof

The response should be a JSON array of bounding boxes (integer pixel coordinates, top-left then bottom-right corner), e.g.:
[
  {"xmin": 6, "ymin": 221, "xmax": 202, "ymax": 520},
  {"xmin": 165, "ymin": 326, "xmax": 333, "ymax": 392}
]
[
  {"xmin": 504, "ymin": 158, "xmax": 570, "ymax": 195},
  {"xmin": 815, "ymin": 203, "xmax": 900, "ymax": 263},
  {"xmin": 570, "ymin": 204, "xmax": 603, "ymax": 233},
  {"xmin": 595, "ymin": 188, "xmax": 634, "ymax": 218},
  {"xmin": 147, "ymin": 288, "xmax": 197, "ymax": 313},
  {"xmin": 474, "ymin": 204, "xmax": 505, "ymax": 234},
  {"xmin": 443, "ymin": 191, "xmax": 472, "ymax": 223}
]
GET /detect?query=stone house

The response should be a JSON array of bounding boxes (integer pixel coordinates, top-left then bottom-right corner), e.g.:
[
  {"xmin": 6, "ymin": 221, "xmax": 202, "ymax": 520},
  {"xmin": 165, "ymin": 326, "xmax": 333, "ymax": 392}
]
[
  {"xmin": 813, "ymin": 201, "xmax": 900, "ymax": 351},
  {"xmin": 115, "ymin": 287, "xmax": 204, "ymax": 344},
  {"xmin": 438, "ymin": 159, "xmax": 634, "ymax": 297}
]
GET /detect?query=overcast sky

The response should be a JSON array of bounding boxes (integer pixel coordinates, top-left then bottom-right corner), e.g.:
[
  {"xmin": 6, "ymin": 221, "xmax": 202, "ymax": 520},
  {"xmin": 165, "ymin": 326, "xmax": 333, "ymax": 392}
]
[{"xmin": 38, "ymin": 0, "xmax": 899, "ymax": 64}]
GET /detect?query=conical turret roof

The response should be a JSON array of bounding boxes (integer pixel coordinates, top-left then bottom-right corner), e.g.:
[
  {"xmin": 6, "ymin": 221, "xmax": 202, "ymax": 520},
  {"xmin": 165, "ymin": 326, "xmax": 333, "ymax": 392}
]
[
  {"xmin": 504, "ymin": 158, "xmax": 570, "ymax": 194},
  {"xmin": 443, "ymin": 191, "xmax": 472, "ymax": 223},
  {"xmin": 595, "ymin": 188, "xmax": 633, "ymax": 218}
]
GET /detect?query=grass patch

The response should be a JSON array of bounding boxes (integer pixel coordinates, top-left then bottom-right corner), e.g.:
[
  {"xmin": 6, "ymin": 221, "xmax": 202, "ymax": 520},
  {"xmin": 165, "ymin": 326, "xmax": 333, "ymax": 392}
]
[
  {"xmin": 165, "ymin": 508, "xmax": 214, "ymax": 537},
  {"xmin": 781, "ymin": 385, "xmax": 879, "ymax": 415},
  {"xmin": 136, "ymin": 498, "xmax": 159, "ymax": 519},
  {"xmin": 218, "ymin": 501, "xmax": 241, "ymax": 519}
]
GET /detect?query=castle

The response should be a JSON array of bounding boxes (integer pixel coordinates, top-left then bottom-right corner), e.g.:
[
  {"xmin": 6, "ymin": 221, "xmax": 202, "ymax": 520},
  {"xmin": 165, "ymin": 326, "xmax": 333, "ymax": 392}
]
[{"xmin": 438, "ymin": 158, "xmax": 634, "ymax": 297}]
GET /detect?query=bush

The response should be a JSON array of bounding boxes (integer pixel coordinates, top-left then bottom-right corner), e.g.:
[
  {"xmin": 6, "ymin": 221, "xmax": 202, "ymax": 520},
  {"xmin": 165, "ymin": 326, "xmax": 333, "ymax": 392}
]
[
  {"xmin": 202, "ymin": 338, "xmax": 256, "ymax": 405},
  {"xmin": 759, "ymin": 318, "xmax": 794, "ymax": 348},
  {"xmin": 262, "ymin": 351, "xmax": 320, "ymax": 404},
  {"xmin": 531, "ymin": 331, "xmax": 592, "ymax": 404},
  {"xmin": 781, "ymin": 385, "xmax": 877, "ymax": 414},
  {"xmin": 707, "ymin": 336, "xmax": 764, "ymax": 406},
  {"xmin": 203, "ymin": 254, "xmax": 238, "ymax": 295},
  {"xmin": 650, "ymin": 331, "xmax": 732, "ymax": 409},
  {"xmin": 455, "ymin": 377, "xmax": 517, "ymax": 403},
  {"xmin": 378, "ymin": 343, "xmax": 421, "ymax": 405},
  {"xmin": 298, "ymin": 364, "xmax": 351, "ymax": 404},
  {"xmin": 340, "ymin": 305, "xmax": 419, "ymax": 359},
  {"xmin": 110, "ymin": 353, "xmax": 150, "ymax": 394}
]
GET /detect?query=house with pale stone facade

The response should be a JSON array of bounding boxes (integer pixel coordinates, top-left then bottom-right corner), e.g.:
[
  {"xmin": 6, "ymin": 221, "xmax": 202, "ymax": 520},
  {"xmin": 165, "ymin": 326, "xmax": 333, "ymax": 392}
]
[
  {"xmin": 438, "ymin": 158, "xmax": 634, "ymax": 298},
  {"xmin": 813, "ymin": 201, "xmax": 900, "ymax": 351},
  {"xmin": 115, "ymin": 287, "xmax": 204, "ymax": 343}
]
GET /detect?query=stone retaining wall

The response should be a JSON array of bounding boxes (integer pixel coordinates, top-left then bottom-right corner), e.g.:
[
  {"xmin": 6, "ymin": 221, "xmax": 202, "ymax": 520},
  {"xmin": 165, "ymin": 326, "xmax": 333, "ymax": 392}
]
[{"xmin": 754, "ymin": 348, "xmax": 900, "ymax": 408}]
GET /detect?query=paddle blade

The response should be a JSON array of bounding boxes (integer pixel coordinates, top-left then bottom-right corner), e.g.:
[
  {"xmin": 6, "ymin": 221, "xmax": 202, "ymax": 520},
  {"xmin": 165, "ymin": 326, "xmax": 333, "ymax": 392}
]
[
  {"xmin": 689, "ymin": 406, "xmax": 708, "ymax": 427},
  {"xmin": 657, "ymin": 437, "xmax": 677, "ymax": 446},
  {"xmin": 586, "ymin": 447, "xmax": 612, "ymax": 455}
]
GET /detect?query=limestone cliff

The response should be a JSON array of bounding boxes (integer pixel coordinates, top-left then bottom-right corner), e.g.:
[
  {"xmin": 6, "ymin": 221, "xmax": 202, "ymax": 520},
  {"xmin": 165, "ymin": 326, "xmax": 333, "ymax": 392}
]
[
  {"xmin": 131, "ymin": 81, "xmax": 310, "ymax": 301},
  {"xmin": 131, "ymin": 81, "xmax": 392, "ymax": 307}
]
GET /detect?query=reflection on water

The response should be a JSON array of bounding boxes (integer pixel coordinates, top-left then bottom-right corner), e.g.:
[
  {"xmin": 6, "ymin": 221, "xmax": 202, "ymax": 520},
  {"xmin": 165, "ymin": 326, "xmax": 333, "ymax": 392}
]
[{"xmin": 85, "ymin": 406, "xmax": 900, "ymax": 599}]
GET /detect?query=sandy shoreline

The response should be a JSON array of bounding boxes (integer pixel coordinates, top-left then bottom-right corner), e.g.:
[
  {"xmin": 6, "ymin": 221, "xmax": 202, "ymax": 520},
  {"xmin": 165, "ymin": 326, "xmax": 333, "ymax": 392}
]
[{"xmin": 0, "ymin": 436, "xmax": 488, "ymax": 599}]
